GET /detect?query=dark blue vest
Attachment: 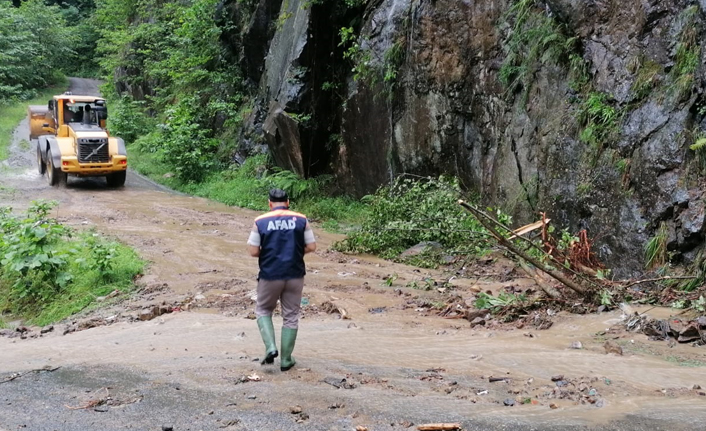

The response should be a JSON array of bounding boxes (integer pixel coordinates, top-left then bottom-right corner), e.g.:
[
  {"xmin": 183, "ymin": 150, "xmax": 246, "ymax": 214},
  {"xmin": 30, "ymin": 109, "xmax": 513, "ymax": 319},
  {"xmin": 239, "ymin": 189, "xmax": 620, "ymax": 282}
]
[{"xmin": 255, "ymin": 208, "xmax": 308, "ymax": 280}]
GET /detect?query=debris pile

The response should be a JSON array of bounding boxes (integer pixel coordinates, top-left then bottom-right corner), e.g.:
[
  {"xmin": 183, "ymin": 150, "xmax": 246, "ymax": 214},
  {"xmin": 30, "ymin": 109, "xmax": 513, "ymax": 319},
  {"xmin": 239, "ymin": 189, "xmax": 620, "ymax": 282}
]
[{"xmin": 626, "ymin": 314, "xmax": 706, "ymax": 345}]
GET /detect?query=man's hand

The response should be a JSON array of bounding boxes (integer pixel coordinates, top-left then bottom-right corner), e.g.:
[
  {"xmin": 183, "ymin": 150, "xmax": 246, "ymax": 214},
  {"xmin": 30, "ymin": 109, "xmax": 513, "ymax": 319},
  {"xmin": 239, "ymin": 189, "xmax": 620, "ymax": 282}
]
[
  {"xmin": 304, "ymin": 242, "xmax": 316, "ymax": 254},
  {"xmin": 248, "ymin": 245, "xmax": 260, "ymax": 257}
]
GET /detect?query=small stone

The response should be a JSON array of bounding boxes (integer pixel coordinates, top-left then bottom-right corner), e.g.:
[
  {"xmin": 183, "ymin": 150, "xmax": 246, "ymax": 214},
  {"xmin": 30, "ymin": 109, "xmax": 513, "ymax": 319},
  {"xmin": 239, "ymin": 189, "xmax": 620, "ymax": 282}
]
[
  {"xmin": 551, "ymin": 375, "xmax": 564, "ymax": 382},
  {"xmin": 692, "ymin": 384, "xmax": 702, "ymax": 390},
  {"xmin": 503, "ymin": 398, "xmax": 515, "ymax": 406},
  {"xmin": 40, "ymin": 325, "xmax": 54, "ymax": 334},
  {"xmin": 247, "ymin": 395, "xmax": 256, "ymax": 400},
  {"xmin": 570, "ymin": 341, "xmax": 583, "ymax": 349},
  {"xmin": 471, "ymin": 317, "xmax": 485, "ymax": 326},
  {"xmin": 289, "ymin": 405, "xmax": 302, "ymax": 414},
  {"xmin": 162, "ymin": 427, "xmax": 174, "ymax": 431},
  {"xmin": 139, "ymin": 307, "xmax": 159, "ymax": 321},
  {"xmin": 94, "ymin": 405, "xmax": 109, "ymax": 413},
  {"xmin": 549, "ymin": 403, "xmax": 558, "ymax": 409},
  {"xmin": 556, "ymin": 380, "xmax": 568, "ymax": 387},
  {"xmin": 595, "ymin": 399, "xmax": 606, "ymax": 408}
]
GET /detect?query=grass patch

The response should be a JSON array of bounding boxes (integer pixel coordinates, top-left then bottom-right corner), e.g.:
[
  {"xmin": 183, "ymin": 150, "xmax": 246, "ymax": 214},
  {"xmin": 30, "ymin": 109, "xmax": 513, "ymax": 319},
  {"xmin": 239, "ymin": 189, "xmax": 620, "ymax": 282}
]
[
  {"xmin": 499, "ymin": 0, "xmax": 588, "ymax": 104},
  {"xmin": 0, "ymin": 79, "xmax": 69, "ymax": 161},
  {"xmin": 629, "ymin": 58, "xmax": 662, "ymax": 102},
  {"xmin": 665, "ymin": 355, "xmax": 706, "ymax": 367},
  {"xmin": 0, "ymin": 201, "xmax": 145, "ymax": 326},
  {"xmin": 577, "ymin": 92, "xmax": 619, "ymax": 159},
  {"xmin": 645, "ymin": 221, "xmax": 669, "ymax": 269},
  {"xmin": 668, "ymin": 6, "xmax": 700, "ymax": 103},
  {"xmin": 127, "ymin": 145, "xmax": 369, "ymax": 228}
]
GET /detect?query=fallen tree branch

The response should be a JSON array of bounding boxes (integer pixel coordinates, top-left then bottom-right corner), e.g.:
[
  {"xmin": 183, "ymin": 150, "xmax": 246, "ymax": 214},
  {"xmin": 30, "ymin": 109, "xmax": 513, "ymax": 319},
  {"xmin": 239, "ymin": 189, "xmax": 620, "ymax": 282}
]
[
  {"xmin": 519, "ymin": 260, "xmax": 562, "ymax": 299},
  {"xmin": 458, "ymin": 200, "xmax": 587, "ymax": 295}
]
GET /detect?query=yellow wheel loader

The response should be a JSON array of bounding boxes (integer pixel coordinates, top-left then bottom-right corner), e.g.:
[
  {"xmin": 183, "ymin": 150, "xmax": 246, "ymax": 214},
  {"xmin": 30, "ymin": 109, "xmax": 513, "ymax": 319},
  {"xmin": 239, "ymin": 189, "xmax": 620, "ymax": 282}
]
[{"xmin": 29, "ymin": 93, "xmax": 127, "ymax": 187}]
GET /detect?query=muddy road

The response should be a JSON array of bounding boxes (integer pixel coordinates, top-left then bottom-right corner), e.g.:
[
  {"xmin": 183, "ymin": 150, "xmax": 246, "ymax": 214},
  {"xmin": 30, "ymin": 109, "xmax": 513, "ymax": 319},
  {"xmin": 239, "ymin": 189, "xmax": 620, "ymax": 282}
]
[{"xmin": 0, "ymin": 79, "xmax": 704, "ymax": 431}]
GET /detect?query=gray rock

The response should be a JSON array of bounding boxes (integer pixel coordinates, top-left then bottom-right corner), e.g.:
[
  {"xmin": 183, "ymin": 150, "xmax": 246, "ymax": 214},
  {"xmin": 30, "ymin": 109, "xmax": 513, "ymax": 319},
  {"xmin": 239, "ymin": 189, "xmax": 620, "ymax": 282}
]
[{"xmin": 503, "ymin": 398, "xmax": 515, "ymax": 406}]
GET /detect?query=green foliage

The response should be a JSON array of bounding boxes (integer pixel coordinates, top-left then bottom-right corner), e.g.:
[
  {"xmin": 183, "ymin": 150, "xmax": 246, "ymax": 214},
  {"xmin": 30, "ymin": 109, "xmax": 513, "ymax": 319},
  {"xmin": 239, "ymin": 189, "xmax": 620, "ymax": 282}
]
[
  {"xmin": 106, "ymin": 96, "xmax": 154, "ymax": 144},
  {"xmin": 475, "ymin": 291, "xmax": 526, "ymax": 313},
  {"xmin": 334, "ymin": 176, "xmax": 502, "ymax": 260},
  {"xmin": 0, "ymin": 201, "xmax": 144, "ymax": 324},
  {"xmin": 599, "ymin": 288, "xmax": 613, "ymax": 306},
  {"xmin": 577, "ymin": 92, "xmax": 619, "ymax": 154},
  {"xmin": 499, "ymin": 0, "xmax": 587, "ymax": 104},
  {"xmin": 645, "ymin": 222, "xmax": 669, "ymax": 269},
  {"xmin": 690, "ymin": 136, "xmax": 706, "ymax": 173},
  {"xmin": 668, "ymin": 6, "xmax": 700, "ymax": 103},
  {"xmin": 96, "ymin": 0, "xmax": 245, "ymax": 181},
  {"xmin": 0, "ymin": 0, "xmax": 72, "ymax": 102},
  {"xmin": 339, "ymin": 25, "xmax": 406, "ymax": 99}
]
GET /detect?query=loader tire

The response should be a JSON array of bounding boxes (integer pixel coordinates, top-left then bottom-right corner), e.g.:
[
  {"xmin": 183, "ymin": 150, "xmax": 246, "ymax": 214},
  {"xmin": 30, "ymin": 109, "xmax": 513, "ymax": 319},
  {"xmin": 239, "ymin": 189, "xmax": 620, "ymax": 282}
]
[
  {"xmin": 36, "ymin": 144, "xmax": 45, "ymax": 175},
  {"xmin": 46, "ymin": 150, "xmax": 66, "ymax": 187},
  {"xmin": 106, "ymin": 171, "xmax": 126, "ymax": 187}
]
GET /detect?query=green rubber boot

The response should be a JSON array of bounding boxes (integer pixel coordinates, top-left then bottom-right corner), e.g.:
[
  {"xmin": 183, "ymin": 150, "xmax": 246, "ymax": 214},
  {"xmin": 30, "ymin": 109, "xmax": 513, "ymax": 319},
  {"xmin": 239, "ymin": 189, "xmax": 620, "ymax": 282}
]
[
  {"xmin": 280, "ymin": 327, "xmax": 298, "ymax": 371},
  {"xmin": 257, "ymin": 316, "xmax": 278, "ymax": 365}
]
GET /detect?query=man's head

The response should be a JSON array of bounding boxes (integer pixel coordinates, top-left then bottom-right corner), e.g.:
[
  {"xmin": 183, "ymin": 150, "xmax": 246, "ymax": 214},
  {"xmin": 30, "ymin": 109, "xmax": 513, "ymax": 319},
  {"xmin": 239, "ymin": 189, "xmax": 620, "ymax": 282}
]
[{"xmin": 268, "ymin": 188, "xmax": 289, "ymax": 209}]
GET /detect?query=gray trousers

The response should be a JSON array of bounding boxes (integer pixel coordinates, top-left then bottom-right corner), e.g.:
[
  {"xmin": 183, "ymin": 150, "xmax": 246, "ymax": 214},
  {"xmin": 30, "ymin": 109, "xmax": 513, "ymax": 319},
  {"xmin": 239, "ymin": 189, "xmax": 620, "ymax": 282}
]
[{"xmin": 255, "ymin": 278, "xmax": 305, "ymax": 329}]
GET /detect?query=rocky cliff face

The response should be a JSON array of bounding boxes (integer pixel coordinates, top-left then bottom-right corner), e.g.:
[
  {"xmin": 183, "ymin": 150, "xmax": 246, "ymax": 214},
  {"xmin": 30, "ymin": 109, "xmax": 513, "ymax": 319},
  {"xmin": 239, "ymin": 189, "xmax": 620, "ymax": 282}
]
[{"xmin": 239, "ymin": 0, "xmax": 706, "ymax": 276}]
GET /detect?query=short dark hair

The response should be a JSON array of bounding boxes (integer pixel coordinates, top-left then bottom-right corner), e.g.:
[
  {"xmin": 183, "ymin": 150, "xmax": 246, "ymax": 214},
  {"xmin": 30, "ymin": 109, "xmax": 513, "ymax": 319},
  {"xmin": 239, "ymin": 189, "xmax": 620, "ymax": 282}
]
[{"xmin": 268, "ymin": 188, "xmax": 288, "ymax": 202}]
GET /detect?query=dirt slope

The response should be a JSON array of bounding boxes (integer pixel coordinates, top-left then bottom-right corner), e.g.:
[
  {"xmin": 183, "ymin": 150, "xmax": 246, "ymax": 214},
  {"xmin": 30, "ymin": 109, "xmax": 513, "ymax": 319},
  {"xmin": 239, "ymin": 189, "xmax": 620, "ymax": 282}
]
[{"xmin": 0, "ymin": 79, "xmax": 704, "ymax": 431}]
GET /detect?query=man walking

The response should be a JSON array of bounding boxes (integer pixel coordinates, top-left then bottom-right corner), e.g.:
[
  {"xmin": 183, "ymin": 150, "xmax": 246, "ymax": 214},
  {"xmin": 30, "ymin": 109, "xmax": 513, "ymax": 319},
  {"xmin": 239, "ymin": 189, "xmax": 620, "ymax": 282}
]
[{"xmin": 247, "ymin": 188, "xmax": 316, "ymax": 371}]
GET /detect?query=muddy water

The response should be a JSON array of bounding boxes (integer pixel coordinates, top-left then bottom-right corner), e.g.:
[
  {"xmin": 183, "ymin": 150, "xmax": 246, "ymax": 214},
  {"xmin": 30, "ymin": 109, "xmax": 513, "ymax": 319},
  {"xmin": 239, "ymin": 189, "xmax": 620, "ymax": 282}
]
[{"xmin": 0, "ymin": 79, "xmax": 705, "ymax": 430}]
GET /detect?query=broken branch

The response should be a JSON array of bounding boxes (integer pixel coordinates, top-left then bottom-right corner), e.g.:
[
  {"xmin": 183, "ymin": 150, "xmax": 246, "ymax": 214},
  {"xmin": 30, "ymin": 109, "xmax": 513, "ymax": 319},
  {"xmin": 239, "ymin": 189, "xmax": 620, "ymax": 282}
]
[{"xmin": 458, "ymin": 200, "xmax": 587, "ymax": 295}]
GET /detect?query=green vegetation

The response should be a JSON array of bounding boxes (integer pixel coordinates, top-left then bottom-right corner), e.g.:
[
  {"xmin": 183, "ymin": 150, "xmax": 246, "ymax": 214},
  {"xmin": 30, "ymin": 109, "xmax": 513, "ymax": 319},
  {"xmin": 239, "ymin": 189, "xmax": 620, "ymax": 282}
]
[
  {"xmin": 690, "ymin": 136, "xmax": 706, "ymax": 172},
  {"xmin": 577, "ymin": 92, "xmax": 619, "ymax": 155},
  {"xmin": 0, "ymin": 0, "xmax": 73, "ymax": 102},
  {"xmin": 0, "ymin": 201, "xmax": 144, "ymax": 326},
  {"xmin": 644, "ymin": 221, "xmax": 669, "ymax": 269},
  {"xmin": 668, "ymin": 6, "xmax": 700, "ymax": 103},
  {"xmin": 629, "ymin": 58, "xmax": 662, "ymax": 102},
  {"xmin": 96, "ymin": 0, "xmax": 245, "ymax": 183},
  {"xmin": 475, "ymin": 291, "xmax": 527, "ymax": 313},
  {"xmin": 128, "ymin": 148, "xmax": 368, "ymax": 225},
  {"xmin": 0, "ymin": 81, "xmax": 68, "ymax": 161},
  {"xmin": 333, "ymin": 176, "xmax": 507, "ymax": 264},
  {"xmin": 665, "ymin": 354, "xmax": 706, "ymax": 367},
  {"xmin": 499, "ymin": 0, "xmax": 588, "ymax": 104}
]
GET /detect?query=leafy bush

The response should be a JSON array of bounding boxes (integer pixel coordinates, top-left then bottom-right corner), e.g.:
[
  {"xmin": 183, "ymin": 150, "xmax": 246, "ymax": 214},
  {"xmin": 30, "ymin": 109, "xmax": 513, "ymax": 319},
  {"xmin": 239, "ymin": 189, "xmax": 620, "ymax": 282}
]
[
  {"xmin": 334, "ymin": 176, "xmax": 502, "ymax": 260},
  {"xmin": 0, "ymin": 201, "xmax": 144, "ymax": 324},
  {"xmin": 107, "ymin": 96, "xmax": 154, "ymax": 144}
]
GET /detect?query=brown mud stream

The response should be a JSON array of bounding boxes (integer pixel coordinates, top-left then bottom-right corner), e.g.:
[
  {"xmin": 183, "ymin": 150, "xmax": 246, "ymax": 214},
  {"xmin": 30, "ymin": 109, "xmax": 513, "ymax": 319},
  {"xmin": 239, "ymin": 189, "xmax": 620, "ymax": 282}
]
[{"xmin": 0, "ymin": 79, "xmax": 704, "ymax": 430}]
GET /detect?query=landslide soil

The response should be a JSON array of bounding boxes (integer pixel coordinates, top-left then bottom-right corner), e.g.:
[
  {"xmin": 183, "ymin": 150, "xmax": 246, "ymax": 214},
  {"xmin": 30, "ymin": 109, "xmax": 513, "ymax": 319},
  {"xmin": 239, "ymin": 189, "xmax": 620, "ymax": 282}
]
[{"xmin": 0, "ymin": 79, "xmax": 704, "ymax": 431}]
